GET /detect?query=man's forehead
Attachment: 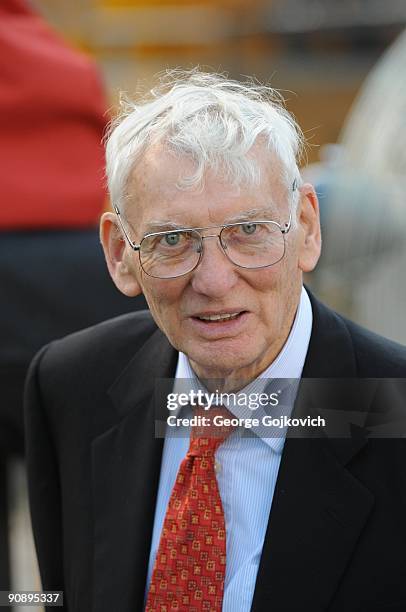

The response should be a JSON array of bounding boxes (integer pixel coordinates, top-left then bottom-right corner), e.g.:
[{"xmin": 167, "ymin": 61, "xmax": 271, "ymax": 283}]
[{"xmin": 125, "ymin": 143, "xmax": 288, "ymax": 225}]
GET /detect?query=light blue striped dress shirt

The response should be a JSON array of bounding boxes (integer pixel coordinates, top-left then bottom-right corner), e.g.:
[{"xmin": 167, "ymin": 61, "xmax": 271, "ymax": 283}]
[{"xmin": 145, "ymin": 287, "xmax": 312, "ymax": 611}]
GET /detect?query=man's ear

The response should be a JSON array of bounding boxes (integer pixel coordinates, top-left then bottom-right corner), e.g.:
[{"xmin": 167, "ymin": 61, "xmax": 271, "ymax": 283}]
[
  {"xmin": 99, "ymin": 212, "xmax": 142, "ymax": 297},
  {"xmin": 297, "ymin": 183, "xmax": 322, "ymax": 273}
]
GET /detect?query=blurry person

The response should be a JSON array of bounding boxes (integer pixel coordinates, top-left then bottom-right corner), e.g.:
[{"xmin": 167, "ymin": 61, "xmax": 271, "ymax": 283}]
[
  {"xmin": 0, "ymin": 0, "xmax": 145, "ymax": 593},
  {"xmin": 26, "ymin": 71, "xmax": 406, "ymax": 612},
  {"xmin": 306, "ymin": 28, "xmax": 406, "ymax": 344}
]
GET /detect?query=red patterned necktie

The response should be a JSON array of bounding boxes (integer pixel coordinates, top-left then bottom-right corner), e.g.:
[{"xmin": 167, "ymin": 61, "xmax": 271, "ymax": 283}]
[{"xmin": 145, "ymin": 407, "xmax": 234, "ymax": 612}]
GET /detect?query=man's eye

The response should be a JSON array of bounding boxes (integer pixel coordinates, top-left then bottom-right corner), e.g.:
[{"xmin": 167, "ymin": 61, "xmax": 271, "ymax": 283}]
[
  {"xmin": 163, "ymin": 233, "xmax": 181, "ymax": 246},
  {"xmin": 241, "ymin": 223, "xmax": 257, "ymax": 235}
]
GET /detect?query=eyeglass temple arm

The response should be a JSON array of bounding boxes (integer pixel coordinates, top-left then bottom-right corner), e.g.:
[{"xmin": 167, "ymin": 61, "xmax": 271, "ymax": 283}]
[
  {"xmin": 281, "ymin": 178, "xmax": 298, "ymax": 234},
  {"xmin": 114, "ymin": 205, "xmax": 141, "ymax": 251}
]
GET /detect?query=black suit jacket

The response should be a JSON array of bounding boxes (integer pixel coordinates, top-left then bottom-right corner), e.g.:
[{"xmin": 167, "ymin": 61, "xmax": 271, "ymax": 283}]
[{"xmin": 24, "ymin": 293, "xmax": 406, "ymax": 612}]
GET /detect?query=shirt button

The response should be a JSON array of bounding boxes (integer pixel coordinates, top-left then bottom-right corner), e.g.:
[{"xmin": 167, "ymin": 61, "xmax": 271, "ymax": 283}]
[{"xmin": 214, "ymin": 461, "xmax": 221, "ymax": 473}]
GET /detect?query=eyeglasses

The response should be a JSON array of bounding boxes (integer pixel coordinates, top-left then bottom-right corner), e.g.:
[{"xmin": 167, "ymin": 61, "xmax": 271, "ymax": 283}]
[{"xmin": 114, "ymin": 180, "xmax": 297, "ymax": 279}]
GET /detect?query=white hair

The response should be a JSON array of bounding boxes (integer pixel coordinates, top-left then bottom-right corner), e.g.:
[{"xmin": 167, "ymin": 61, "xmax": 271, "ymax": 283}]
[{"xmin": 105, "ymin": 69, "xmax": 304, "ymax": 213}]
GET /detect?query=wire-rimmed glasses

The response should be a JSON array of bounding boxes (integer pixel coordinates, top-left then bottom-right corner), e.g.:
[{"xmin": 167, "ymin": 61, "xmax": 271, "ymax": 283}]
[
  {"xmin": 114, "ymin": 212, "xmax": 291, "ymax": 279},
  {"xmin": 114, "ymin": 180, "xmax": 297, "ymax": 279}
]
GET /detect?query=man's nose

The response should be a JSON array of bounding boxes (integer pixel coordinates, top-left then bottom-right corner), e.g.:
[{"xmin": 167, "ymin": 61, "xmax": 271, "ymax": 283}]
[{"xmin": 190, "ymin": 235, "xmax": 239, "ymax": 297}]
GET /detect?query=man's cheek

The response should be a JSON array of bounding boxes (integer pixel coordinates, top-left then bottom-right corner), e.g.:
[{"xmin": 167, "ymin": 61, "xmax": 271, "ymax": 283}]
[{"xmin": 146, "ymin": 297, "xmax": 179, "ymax": 333}]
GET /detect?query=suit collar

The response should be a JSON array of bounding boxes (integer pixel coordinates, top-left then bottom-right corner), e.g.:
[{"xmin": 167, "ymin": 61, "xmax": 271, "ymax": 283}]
[
  {"xmin": 108, "ymin": 326, "xmax": 178, "ymax": 420},
  {"xmin": 299, "ymin": 290, "xmax": 371, "ymax": 465},
  {"xmin": 302, "ymin": 288, "xmax": 357, "ymax": 378}
]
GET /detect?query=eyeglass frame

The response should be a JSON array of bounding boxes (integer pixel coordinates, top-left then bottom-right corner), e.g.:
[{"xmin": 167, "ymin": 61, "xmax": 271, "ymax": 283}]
[{"xmin": 113, "ymin": 178, "xmax": 298, "ymax": 279}]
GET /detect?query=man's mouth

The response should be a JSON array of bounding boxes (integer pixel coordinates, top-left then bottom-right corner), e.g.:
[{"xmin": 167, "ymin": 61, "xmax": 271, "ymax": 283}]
[{"xmin": 191, "ymin": 310, "xmax": 246, "ymax": 323}]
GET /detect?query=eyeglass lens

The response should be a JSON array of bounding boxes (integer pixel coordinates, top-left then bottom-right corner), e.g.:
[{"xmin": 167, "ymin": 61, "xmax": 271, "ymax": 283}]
[{"xmin": 140, "ymin": 222, "xmax": 285, "ymax": 278}]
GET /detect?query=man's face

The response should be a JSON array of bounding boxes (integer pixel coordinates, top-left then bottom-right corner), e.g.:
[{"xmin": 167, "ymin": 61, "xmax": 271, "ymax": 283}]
[{"xmin": 102, "ymin": 145, "xmax": 320, "ymax": 388}]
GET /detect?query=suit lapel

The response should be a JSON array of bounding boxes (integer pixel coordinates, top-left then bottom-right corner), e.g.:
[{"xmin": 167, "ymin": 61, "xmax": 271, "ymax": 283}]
[
  {"xmin": 91, "ymin": 328, "xmax": 177, "ymax": 612},
  {"xmin": 251, "ymin": 293, "xmax": 375, "ymax": 611},
  {"xmin": 251, "ymin": 435, "xmax": 374, "ymax": 611}
]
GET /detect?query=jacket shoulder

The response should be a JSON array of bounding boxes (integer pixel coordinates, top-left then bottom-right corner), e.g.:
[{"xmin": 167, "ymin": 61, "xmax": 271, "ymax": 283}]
[
  {"xmin": 344, "ymin": 317, "xmax": 406, "ymax": 377},
  {"xmin": 35, "ymin": 310, "xmax": 158, "ymax": 383}
]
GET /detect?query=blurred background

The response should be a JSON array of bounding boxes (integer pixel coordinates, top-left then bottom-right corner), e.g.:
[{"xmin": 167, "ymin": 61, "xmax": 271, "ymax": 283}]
[
  {"xmin": 2, "ymin": 0, "xmax": 406, "ymax": 609},
  {"xmin": 33, "ymin": 0, "xmax": 406, "ymax": 342}
]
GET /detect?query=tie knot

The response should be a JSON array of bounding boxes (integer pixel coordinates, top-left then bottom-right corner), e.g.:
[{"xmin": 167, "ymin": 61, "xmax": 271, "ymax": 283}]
[{"xmin": 188, "ymin": 405, "xmax": 235, "ymax": 457}]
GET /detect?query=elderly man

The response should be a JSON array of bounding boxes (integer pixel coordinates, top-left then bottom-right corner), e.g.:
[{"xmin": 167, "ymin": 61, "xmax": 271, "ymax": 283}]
[{"xmin": 25, "ymin": 71, "xmax": 406, "ymax": 612}]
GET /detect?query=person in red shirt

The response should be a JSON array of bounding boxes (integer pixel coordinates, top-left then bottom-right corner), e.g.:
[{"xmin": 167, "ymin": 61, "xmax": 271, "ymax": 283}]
[
  {"xmin": 0, "ymin": 0, "xmax": 145, "ymax": 597},
  {"xmin": 0, "ymin": 0, "xmax": 107, "ymax": 229}
]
